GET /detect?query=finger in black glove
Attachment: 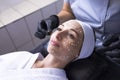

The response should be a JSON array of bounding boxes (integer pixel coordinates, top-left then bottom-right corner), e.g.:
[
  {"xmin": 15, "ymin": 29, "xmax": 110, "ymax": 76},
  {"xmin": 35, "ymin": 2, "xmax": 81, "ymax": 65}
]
[
  {"xmin": 95, "ymin": 34, "xmax": 120, "ymax": 53},
  {"xmin": 34, "ymin": 22, "xmax": 46, "ymax": 39},
  {"xmin": 103, "ymin": 34, "xmax": 119, "ymax": 46},
  {"xmin": 34, "ymin": 15, "xmax": 59, "ymax": 39}
]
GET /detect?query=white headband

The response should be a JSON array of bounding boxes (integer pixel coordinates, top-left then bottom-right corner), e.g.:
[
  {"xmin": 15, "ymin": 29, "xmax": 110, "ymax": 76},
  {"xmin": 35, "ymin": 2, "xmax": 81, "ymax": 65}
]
[{"xmin": 76, "ymin": 20, "xmax": 95, "ymax": 59}]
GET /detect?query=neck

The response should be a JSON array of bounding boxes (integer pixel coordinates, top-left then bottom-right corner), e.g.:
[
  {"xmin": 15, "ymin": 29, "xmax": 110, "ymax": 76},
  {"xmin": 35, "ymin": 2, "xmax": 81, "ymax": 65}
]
[{"xmin": 33, "ymin": 54, "xmax": 69, "ymax": 69}]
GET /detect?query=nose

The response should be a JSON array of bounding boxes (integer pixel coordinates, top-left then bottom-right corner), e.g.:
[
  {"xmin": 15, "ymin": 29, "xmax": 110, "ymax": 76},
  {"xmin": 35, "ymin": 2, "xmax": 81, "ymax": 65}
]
[{"xmin": 56, "ymin": 31, "xmax": 64, "ymax": 41}]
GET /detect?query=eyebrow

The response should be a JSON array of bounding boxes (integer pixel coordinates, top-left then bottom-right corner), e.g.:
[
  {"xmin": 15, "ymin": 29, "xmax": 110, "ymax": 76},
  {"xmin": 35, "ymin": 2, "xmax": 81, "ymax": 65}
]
[
  {"xmin": 61, "ymin": 24, "xmax": 79, "ymax": 37},
  {"xmin": 70, "ymin": 29, "xmax": 79, "ymax": 37}
]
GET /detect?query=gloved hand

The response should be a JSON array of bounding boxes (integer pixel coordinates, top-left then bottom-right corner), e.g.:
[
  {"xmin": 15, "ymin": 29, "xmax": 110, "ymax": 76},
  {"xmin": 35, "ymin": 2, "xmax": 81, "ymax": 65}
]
[
  {"xmin": 96, "ymin": 34, "xmax": 120, "ymax": 52},
  {"xmin": 95, "ymin": 34, "xmax": 120, "ymax": 63},
  {"xmin": 35, "ymin": 15, "xmax": 59, "ymax": 39}
]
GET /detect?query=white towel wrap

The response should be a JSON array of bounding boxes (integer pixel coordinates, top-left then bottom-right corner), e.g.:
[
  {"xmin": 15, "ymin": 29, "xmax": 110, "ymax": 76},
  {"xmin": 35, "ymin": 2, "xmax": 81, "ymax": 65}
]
[{"xmin": 76, "ymin": 20, "xmax": 95, "ymax": 59}]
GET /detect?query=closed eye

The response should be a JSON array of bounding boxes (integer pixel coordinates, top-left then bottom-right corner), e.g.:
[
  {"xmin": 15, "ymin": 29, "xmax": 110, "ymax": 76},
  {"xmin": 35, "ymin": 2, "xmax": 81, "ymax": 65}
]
[
  {"xmin": 68, "ymin": 33, "xmax": 75, "ymax": 39},
  {"xmin": 56, "ymin": 28, "xmax": 62, "ymax": 31}
]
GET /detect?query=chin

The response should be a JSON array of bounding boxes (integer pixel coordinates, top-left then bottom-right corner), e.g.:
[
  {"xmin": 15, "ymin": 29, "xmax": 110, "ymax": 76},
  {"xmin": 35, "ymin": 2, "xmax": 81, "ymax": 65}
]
[{"xmin": 47, "ymin": 46, "xmax": 57, "ymax": 54}]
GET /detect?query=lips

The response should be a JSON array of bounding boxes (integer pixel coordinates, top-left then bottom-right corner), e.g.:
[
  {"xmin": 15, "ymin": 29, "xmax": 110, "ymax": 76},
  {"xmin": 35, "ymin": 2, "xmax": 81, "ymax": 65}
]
[{"xmin": 50, "ymin": 40, "xmax": 60, "ymax": 47}]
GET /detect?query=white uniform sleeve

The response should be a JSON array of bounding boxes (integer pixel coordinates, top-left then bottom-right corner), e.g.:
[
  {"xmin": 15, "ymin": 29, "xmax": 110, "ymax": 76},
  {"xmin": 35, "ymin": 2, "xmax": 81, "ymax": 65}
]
[{"xmin": 64, "ymin": 0, "xmax": 69, "ymax": 3}]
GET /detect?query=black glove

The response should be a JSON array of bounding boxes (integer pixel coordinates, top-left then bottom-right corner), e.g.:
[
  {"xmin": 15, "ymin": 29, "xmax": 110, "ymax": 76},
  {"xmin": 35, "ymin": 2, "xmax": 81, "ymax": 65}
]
[
  {"xmin": 35, "ymin": 15, "xmax": 59, "ymax": 39},
  {"xmin": 96, "ymin": 34, "xmax": 120, "ymax": 52},
  {"xmin": 95, "ymin": 34, "xmax": 120, "ymax": 63}
]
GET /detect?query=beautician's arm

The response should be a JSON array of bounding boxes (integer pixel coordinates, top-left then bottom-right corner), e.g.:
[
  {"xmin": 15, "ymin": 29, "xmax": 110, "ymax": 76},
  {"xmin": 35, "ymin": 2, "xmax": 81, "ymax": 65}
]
[{"xmin": 57, "ymin": 2, "xmax": 75, "ymax": 24}]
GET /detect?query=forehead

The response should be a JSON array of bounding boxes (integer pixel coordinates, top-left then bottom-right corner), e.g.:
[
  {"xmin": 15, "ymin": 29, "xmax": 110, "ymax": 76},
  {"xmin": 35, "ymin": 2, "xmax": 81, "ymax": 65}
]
[
  {"xmin": 62, "ymin": 20, "xmax": 83, "ymax": 34},
  {"xmin": 63, "ymin": 20, "xmax": 81, "ymax": 28}
]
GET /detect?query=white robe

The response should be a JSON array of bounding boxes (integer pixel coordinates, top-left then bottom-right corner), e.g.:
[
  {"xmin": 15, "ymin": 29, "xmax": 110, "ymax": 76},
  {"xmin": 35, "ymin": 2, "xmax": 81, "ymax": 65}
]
[{"xmin": 0, "ymin": 51, "xmax": 68, "ymax": 80}]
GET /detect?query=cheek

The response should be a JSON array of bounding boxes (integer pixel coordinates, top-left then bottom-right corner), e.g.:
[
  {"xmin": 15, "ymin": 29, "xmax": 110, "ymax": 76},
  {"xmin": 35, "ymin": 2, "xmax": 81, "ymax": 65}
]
[
  {"xmin": 62, "ymin": 41, "xmax": 72, "ymax": 51},
  {"xmin": 63, "ymin": 41, "xmax": 80, "ymax": 56},
  {"xmin": 47, "ymin": 41, "xmax": 56, "ymax": 54}
]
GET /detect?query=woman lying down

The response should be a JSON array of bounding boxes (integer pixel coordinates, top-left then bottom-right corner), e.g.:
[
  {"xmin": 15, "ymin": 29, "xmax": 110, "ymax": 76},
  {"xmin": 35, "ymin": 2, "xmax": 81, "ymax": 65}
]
[{"xmin": 0, "ymin": 20, "xmax": 95, "ymax": 80}]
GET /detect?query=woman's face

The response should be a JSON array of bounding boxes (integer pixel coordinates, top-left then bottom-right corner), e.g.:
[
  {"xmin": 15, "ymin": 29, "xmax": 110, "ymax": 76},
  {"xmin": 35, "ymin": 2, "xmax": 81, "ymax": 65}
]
[{"xmin": 47, "ymin": 20, "xmax": 84, "ymax": 61}]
